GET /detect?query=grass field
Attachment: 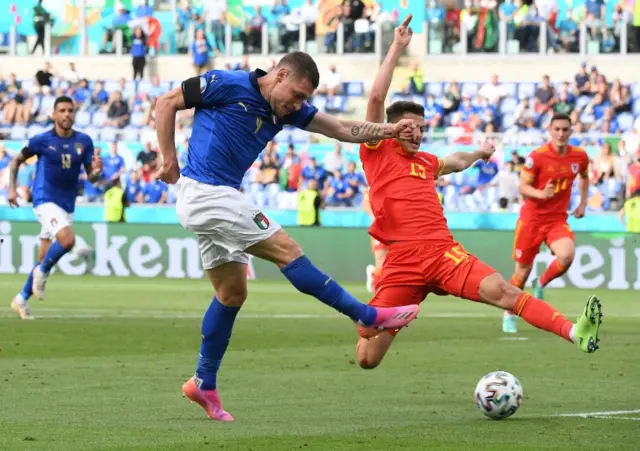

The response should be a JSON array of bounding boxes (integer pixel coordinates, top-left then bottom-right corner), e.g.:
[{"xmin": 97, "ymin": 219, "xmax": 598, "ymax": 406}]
[{"xmin": 1, "ymin": 274, "xmax": 639, "ymax": 451}]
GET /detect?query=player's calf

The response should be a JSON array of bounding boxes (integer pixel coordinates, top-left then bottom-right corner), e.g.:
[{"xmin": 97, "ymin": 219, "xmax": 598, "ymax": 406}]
[
  {"xmin": 33, "ymin": 228, "xmax": 76, "ymax": 300},
  {"xmin": 355, "ymin": 333, "xmax": 395, "ymax": 369}
]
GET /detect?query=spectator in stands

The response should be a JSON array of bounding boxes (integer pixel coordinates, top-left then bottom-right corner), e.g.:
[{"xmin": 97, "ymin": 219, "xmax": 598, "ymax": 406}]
[
  {"xmin": 245, "ymin": 7, "xmax": 266, "ymax": 53},
  {"xmin": 317, "ymin": 64, "xmax": 342, "ymax": 99},
  {"xmin": 325, "ymin": 169, "xmax": 351, "ymax": 206},
  {"xmin": 80, "ymin": 147, "xmax": 105, "ymax": 202},
  {"xmin": 626, "ymin": 151, "xmax": 640, "ymax": 198},
  {"xmin": 257, "ymin": 152, "xmax": 280, "ymax": 187},
  {"xmin": 343, "ymin": 0, "xmax": 366, "ymax": 51},
  {"xmin": 300, "ymin": 157, "xmax": 327, "ymax": 190},
  {"xmin": 510, "ymin": 150, "xmax": 525, "ymax": 172},
  {"xmin": 611, "ymin": 79, "xmax": 631, "ymax": 113},
  {"xmin": 2, "ymin": 87, "xmax": 31, "ymax": 125},
  {"xmin": 143, "ymin": 174, "xmax": 167, "ymax": 204},
  {"xmin": 191, "ymin": 29, "xmax": 214, "ymax": 75},
  {"xmin": 495, "ymin": 160, "xmax": 519, "ymax": 209},
  {"xmin": 137, "ymin": 141, "xmax": 158, "ymax": 168},
  {"xmin": 32, "ymin": 0, "xmax": 53, "ymax": 55},
  {"xmin": 441, "ymin": 81, "xmax": 461, "ymax": 115},
  {"xmin": 35, "ymin": 62, "xmax": 55, "ymax": 94},
  {"xmin": 135, "ymin": 0, "xmax": 154, "ymax": 19},
  {"xmin": 457, "ymin": 94, "xmax": 475, "ymax": 123},
  {"xmin": 103, "ymin": 142, "xmax": 126, "ymax": 186},
  {"xmin": 323, "ymin": 142, "xmax": 346, "ymax": 176},
  {"xmin": 233, "ymin": 54, "xmax": 251, "ymax": 72},
  {"xmin": 0, "ymin": 147, "xmax": 10, "ymax": 185},
  {"xmin": 478, "ymin": 74, "xmax": 507, "ymax": 107},
  {"xmin": 473, "ymin": 157, "xmax": 499, "ymax": 193},
  {"xmin": 175, "ymin": 0, "xmax": 196, "ymax": 54},
  {"xmin": 205, "ymin": 0, "xmax": 227, "ymax": 53},
  {"xmin": 520, "ymin": 117, "xmax": 544, "ymax": 145},
  {"xmin": 116, "ymin": 77, "xmax": 136, "ymax": 102},
  {"xmin": 297, "ymin": 178, "xmax": 323, "ymax": 226},
  {"xmin": 594, "ymin": 108, "xmax": 620, "ymax": 134},
  {"xmin": 72, "ymin": 79, "xmax": 91, "ymax": 110},
  {"xmin": 425, "ymin": 94, "xmax": 444, "ymax": 129},
  {"xmin": 298, "ymin": 0, "xmax": 319, "ymax": 42},
  {"xmin": 344, "ymin": 160, "xmax": 366, "ymax": 200},
  {"xmin": 557, "ymin": 10, "xmax": 579, "ymax": 52},
  {"xmin": 87, "ymin": 81, "xmax": 109, "ymax": 113},
  {"xmin": 147, "ymin": 75, "xmax": 165, "ymax": 98},
  {"xmin": 125, "ymin": 169, "xmax": 144, "ymax": 204},
  {"xmin": 131, "ymin": 27, "xmax": 148, "ymax": 81},
  {"xmin": 405, "ymin": 62, "xmax": 424, "ymax": 95},
  {"xmin": 553, "ymin": 90, "xmax": 574, "ymax": 115},
  {"xmin": 281, "ymin": 144, "xmax": 301, "ymax": 191},
  {"xmin": 101, "ymin": 3, "xmax": 132, "ymax": 54},
  {"xmin": 594, "ymin": 142, "xmax": 618, "ymax": 185},
  {"xmin": 535, "ymin": 75, "xmax": 555, "ymax": 114},
  {"xmin": 498, "ymin": 0, "xmax": 517, "ymax": 38},
  {"xmin": 105, "ymin": 91, "xmax": 130, "ymax": 128},
  {"xmin": 62, "ymin": 63, "xmax": 82, "ymax": 87}
]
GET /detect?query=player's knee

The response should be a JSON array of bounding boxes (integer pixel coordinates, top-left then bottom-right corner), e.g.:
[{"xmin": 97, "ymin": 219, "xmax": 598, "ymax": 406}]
[
  {"xmin": 56, "ymin": 229, "xmax": 76, "ymax": 250},
  {"xmin": 356, "ymin": 340, "xmax": 381, "ymax": 370},
  {"xmin": 216, "ymin": 284, "xmax": 248, "ymax": 308},
  {"xmin": 556, "ymin": 251, "xmax": 575, "ymax": 268},
  {"xmin": 498, "ymin": 282, "xmax": 522, "ymax": 311}
]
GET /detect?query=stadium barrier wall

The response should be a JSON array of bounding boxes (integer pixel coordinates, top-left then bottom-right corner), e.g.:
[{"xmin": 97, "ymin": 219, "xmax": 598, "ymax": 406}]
[
  {"xmin": 1, "ymin": 221, "xmax": 638, "ymax": 290},
  {"xmin": 1, "ymin": 207, "xmax": 627, "ymax": 232}
]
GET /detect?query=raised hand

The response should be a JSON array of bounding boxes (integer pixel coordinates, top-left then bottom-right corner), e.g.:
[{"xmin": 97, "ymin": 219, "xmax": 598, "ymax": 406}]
[{"xmin": 393, "ymin": 14, "xmax": 414, "ymax": 48}]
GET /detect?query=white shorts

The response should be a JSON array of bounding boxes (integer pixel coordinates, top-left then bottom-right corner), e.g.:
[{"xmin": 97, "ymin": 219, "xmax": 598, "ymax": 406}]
[
  {"xmin": 34, "ymin": 202, "xmax": 74, "ymax": 240},
  {"xmin": 176, "ymin": 176, "xmax": 281, "ymax": 270}
]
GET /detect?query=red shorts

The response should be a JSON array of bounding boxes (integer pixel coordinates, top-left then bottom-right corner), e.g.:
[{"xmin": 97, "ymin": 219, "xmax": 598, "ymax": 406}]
[
  {"xmin": 368, "ymin": 241, "xmax": 497, "ymax": 336},
  {"xmin": 371, "ymin": 237, "xmax": 388, "ymax": 253},
  {"xmin": 512, "ymin": 219, "xmax": 575, "ymax": 265}
]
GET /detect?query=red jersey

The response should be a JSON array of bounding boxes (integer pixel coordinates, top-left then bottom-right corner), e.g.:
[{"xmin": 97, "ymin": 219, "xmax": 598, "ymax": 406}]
[
  {"xmin": 628, "ymin": 163, "xmax": 640, "ymax": 195},
  {"xmin": 520, "ymin": 143, "xmax": 589, "ymax": 223},
  {"xmin": 360, "ymin": 139, "xmax": 454, "ymax": 246}
]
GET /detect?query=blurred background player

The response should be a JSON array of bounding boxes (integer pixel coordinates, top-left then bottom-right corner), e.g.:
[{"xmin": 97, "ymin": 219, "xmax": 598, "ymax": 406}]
[
  {"xmin": 354, "ymin": 15, "xmax": 602, "ymax": 371},
  {"xmin": 7, "ymin": 96, "xmax": 102, "ymax": 320},
  {"xmin": 154, "ymin": 51, "xmax": 420, "ymax": 421},
  {"xmin": 503, "ymin": 113, "xmax": 589, "ymax": 334},
  {"xmin": 363, "ymin": 188, "xmax": 387, "ymax": 294}
]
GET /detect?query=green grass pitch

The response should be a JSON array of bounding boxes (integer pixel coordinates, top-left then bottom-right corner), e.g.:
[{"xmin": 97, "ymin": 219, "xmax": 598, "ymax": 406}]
[{"xmin": 1, "ymin": 275, "xmax": 638, "ymax": 451}]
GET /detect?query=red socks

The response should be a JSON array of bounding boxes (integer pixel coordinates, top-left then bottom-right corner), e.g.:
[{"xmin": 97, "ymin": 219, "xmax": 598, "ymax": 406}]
[
  {"xmin": 514, "ymin": 293, "xmax": 573, "ymax": 342},
  {"xmin": 540, "ymin": 259, "xmax": 569, "ymax": 287}
]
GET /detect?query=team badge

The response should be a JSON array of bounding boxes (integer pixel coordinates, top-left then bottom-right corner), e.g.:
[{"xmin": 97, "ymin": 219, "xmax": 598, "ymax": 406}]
[
  {"xmin": 50, "ymin": 218, "xmax": 58, "ymax": 227},
  {"xmin": 75, "ymin": 142, "xmax": 83, "ymax": 155},
  {"xmin": 515, "ymin": 249, "xmax": 522, "ymax": 258},
  {"xmin": 253, "ymin": 212, "xmax": 270, "ymax": 230},
  {"xmin": 570, "ymin": 163, "xmax": 579, "ymax": 174},
  {"xmin": 524, "ymin": 157, "xmax": 534, "ymax": 169}
]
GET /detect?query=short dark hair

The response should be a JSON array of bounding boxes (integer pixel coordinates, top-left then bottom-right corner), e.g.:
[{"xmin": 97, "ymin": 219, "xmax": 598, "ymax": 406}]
[
  {"xmin": 550, "ymin": 112, "xmax": 572, "ymax": 125},
  {"xmin": 277, "ymin": 51, "xmax": 320, "ymax": 89},
  {"xmin": 385, "ymin": 101, "xmax": 425, "ymax": 123},
  {"xmin": 54, "ymin": 96, "xmax": 74, "ymax": 110}
]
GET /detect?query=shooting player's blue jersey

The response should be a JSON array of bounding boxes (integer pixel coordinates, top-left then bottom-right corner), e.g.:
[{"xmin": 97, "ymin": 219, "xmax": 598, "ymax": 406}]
[
  {"xmin": 29, "ymin": 129, "xmax": 94, "ymax": 213},
  {"xmin": 181, "ymin": 69, "xmax": 318, "ymax": 189}
]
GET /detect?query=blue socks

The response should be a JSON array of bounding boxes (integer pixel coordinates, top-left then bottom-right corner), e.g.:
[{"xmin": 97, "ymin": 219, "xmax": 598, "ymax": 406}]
[
  {"xmin": 19, "ymin": 263, "xmax": 39, "ymax": 301},
  {"xmin": 196, "ymin": 297, "xmax": 240, "ymax": 390},
  {"xmin": 281, "ymin": 256, "xmax": 377, "ymax": 326},
  {"xmin": 41, "ymin": 241, "xmax": 71, "ymax": 273}
]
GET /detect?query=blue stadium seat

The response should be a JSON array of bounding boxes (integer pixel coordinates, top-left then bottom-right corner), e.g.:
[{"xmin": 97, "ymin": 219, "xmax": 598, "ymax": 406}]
[
  {"xmin": 104, "ymin": 80, "xmax": 120, "ymax": 94},
  {"xmin": 130, "ymin": 111, "xmax": 146, "ymax": 128},
  {"xmin": 575, "ymin": 95, "xmax": 591, "ymax": 111},
  {"xmin": 426, "ymin": 82, "xmax": 444, "ymax": 97},
  {"xmin": 502, "ymin": 113, "xmax": 515, "ymax": 129},
  {"xmin": 83, "ymin": 127, "xmax": 100, "ymax": 141},
  {"xmin": 122, "ymin": 127, "xmax": 140, "ymax": 142},
  {"xmin": 75, "ymin": 111, "xmax": 92, "ymax": 128},
  {"xmin": 502, "ymin": 82, "xmax": 517, "ymax": 98},
  {"xmin": 310, "ymin": 96, "xmax": 327, "ymax": 112},
  {"xmin": 344, "ymin": 81, "xmax": 364, "ymax": 97},
  {"xmin": 290, "ymin": 128, "xmax": 310, "ymax": 144},
  {"xmin": 273, "ymin": 127, "xmax": 292, "ymax": 143},
  {"xmin": 21, "ymin": 79, "xmax": 35, "ymax": 94},
  {"xmin": 391, "ymin": 93, "xmax": 410, "ymax": 104},
  {"xmin": 617, "ymin": 112, "xmax": 634, "ymax": 132},
  {"xmin": 411, "ymin": 95, "xmax": 425, "ymax": 107},
  {"xmin": 633, "ymin": 99, "xmax": 640, "ymax": 116},
  {"xmin": 461, "ymin": 82, "xmax": 478, "ymax": 97},
  {"xmin": 326, "ymin": 95, "xmax": 347, "ymax": 113},
  {"xmin": 518, "ymin": 82, "xmax": 535, "ymax": 99},
  {"xmin": 632, "ymin": 82, "xmax": 640, "ymax": 99},
  {"xmin": 501, "ymin": 96, "xmax": 518, "ymax": 114},
  {"xmin": 27, "ymin": 125, "xmax": 46, "ymax": 138},
  {"xmin": 100, "ymin": 127, "xmax": 118, "ymax": 142},
  {"xmin": 10, "ymin": 125, "xmax": 27, "ymax": 140},
  {"xmin": 92, "ymin": 111, "xmax": 107, "ymax": 127}
]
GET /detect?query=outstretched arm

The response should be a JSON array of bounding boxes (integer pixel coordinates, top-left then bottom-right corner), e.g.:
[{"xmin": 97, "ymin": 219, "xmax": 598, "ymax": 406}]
[
  {"xmin": 366, "ymin": 14, "xmax": 414, "ymax": 123},
  {"xmin": 440, "ymin": 142, "xmax": 496, "ymax": 176},
  {"xmin": 306, "ymin": 113, "xmax": 402, "ymax": 142}
]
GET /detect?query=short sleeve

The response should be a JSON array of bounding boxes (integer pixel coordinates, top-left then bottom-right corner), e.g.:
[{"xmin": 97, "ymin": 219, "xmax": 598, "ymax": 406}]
[
  {"xmin": 83, "ymin": 137, "xmax": 95, "ymax": 166},
  {"xmin": 181, "ymin": 70, "xmax": 226, "ymax": 108},
  {"xmin": 281, "ymin": 101, "xmax": 318, "ymax": 129},
  {"xmin": 26, "ymin": 135, "xmax": 42, "ymax": 156},
  {"xmin": 521, "ymin": 152, "xmax": 539, "ymax": 182}
]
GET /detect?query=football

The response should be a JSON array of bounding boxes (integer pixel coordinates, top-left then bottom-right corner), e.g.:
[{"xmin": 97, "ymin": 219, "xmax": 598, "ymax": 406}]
[{"xmin": 474, "ymin": 371, "xmax": 523, "ymax": 420}]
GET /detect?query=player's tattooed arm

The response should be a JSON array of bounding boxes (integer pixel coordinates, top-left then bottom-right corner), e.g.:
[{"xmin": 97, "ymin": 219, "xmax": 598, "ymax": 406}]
[
  {"xmin": 307, "ymin": 113, "xmax": 405, "ymax": 143},
  {"xmin": 7, "ymin": 147, "xmax": 35, "ymax": 207}
]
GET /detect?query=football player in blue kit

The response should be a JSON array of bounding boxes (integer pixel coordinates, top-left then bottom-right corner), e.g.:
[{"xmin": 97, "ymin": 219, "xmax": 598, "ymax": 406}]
[
  {"xmin": 154, "ymin": 51, "xmax": 421, "ymax": 421},
  {"xmin": 8, "ymin": 96, "xmax": 103, "ymax": 319}
]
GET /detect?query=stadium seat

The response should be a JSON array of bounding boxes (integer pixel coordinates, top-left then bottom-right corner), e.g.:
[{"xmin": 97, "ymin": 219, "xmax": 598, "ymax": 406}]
[
  {"xmin": 344, "ymin": 81, "xmax": 364, "ymax": 97},
  {"xmin": 290, "ymin": 128, "xmax": 310, "ymax": 144},
  {"xmin": 27, "ymin": 125, "xmax": 46, "ymax": 138},
  {"xmin": 75, "ymin": 111, "xmax": 92, "ymax": 128},
  {"xmin": 617, "ymin": 112, "xmax": 633, "ymax": 132},
  {"xmin": 633, "ymin": 99, "xmax": 640, "ymax": 116},
  {"xmin": 461, "ymin": 82, "xmax": 479, "ymax": 97},
  {"xmin": 411, "ymin": 95, "xmax": 425, "ymax": 107},
  {"xmin": 130, "ymin": 112, "xmax": 146, "ymax": 128},
  {"xmin": 426, "ymin": 82, "xmax": 444, "ymax": 97},
  {"xmin": 100, "ymin": 127, "xmax": 118, "ymax": 142},
  {"xmin": 502, "ymin": 113, "xmax": 515, "ymax": 129},
  {"xmin": 83, "ymin": 127, "xmax": 100, "ymax": 141},
  {"xmin": 137, "ymin": 81, "xmax": 153, "ymax": 94},
  {"xmin": 632, "ymin": 82, "xmax": 640, "ymax": 99},
  {"xmin": 122, "ymin": 127, "xmax": 140, "ymax": 142},
  {"xmin": 92, "ymin": 111, "xmax": 108, "ymax": 127},
  {"xmin": 502, "ymin": 82, "xmax": 517, "ymax": 98},
  {"xmin": 104, "ymin": 80, "xmax": 120, "ymax": 94},
  {"xmin": 310, "ymin": 96, "xmax": 327, "ymax": 112},
  {"xmin": 21, "ymin": 79, "xmax": 35, "ymax": 94},
  {"xmin": 518, "ymin": 82, "xmax": 535, "ymax": 99},
  {"xmin": 10, "ymin": 125, "xmax": 27, "ymax": 140},
  {"xmin": 391, "ymin": 93, "xmax": 410, "ymax": 104},
  {"xmin": 326, "ymin": 95, "xmax": 347, "ymax": 113},
  {"xmin": 501, "ymin": 96, "xmax": 518, "ymax": 114},
  {"xmin": 575, "ymin": 95, "xmax": 591, "ymax": 111}
]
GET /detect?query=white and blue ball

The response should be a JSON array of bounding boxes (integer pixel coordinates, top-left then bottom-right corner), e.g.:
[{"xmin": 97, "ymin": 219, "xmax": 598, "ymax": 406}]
[{"xmin": 474, "ymin": 371, "xmax": 523, "ymax": 420}]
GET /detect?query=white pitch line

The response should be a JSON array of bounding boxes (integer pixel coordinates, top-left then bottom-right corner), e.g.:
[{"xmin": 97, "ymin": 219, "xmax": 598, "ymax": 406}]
[
  {"xmin": 586, "ymin": 416, "xmax": 640, "ymax": 421},
  {"xmin": 556, "ymin": 409, "xmax": 640, "ymax": 417}
]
